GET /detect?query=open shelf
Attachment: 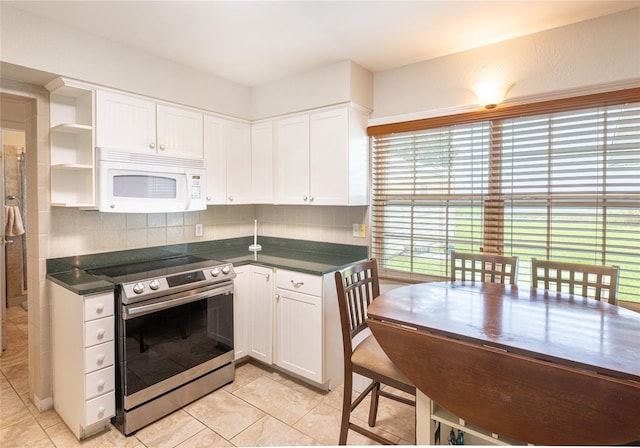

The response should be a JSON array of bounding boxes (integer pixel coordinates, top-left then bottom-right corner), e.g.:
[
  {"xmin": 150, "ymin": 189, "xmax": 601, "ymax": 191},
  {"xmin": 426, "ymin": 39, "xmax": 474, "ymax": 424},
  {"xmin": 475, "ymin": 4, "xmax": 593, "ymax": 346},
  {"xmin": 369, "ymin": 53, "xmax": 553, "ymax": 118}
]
[
  {"xmin": 47, "ymin": 78, "xmax": 96, "ymax": 208},
  {"xmin": 51, "ymin": 123, "xmax": 92, "ymax": 134},
  {"xmin": 51, "ymin": 164, "xmax": 94, "ymax": 171},
  {"xmin": 51, "ymin": 202, "xmax": 96, "ymax": 208},
  {"xmin": 431, "ymin": 402, "xmax": 526, "ymax": 446}
]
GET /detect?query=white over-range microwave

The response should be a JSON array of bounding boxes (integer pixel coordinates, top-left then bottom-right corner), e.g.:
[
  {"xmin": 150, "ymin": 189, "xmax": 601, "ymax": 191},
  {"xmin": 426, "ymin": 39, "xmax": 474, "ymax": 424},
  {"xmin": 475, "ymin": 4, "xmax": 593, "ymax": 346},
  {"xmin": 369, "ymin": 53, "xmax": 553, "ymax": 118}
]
[{"xmin": 97, "ymin": 147, "xmax": 207, "ymax": 213}]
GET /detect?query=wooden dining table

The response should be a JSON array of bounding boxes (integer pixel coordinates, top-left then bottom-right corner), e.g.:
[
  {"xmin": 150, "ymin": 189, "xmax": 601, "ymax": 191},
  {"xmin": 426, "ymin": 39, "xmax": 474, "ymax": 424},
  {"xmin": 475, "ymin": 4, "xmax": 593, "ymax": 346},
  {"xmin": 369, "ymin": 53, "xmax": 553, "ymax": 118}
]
[{"xmin": 366, "ymin": 281, "xmax": 640, "ymax": 446}]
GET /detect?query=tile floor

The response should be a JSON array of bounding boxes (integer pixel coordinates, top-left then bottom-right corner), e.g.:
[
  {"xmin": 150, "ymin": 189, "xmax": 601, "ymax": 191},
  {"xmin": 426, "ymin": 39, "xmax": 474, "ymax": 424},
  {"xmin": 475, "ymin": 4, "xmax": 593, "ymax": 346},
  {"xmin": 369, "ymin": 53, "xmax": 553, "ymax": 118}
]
[{"xmin": 1, "ymin": 305, "xmax": 415, "ymax": 447}]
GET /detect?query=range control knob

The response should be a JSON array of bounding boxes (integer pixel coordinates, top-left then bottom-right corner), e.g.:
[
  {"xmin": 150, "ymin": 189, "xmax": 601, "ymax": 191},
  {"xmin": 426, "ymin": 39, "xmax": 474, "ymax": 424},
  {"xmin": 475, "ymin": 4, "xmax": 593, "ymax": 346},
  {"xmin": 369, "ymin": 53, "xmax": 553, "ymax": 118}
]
[
  {"xmin": 211, "ymin": 268, "xmax": 220, "ymax": 277},
  {"xmin": 149, "ymin": 279, "xmax": 161, "ymax": 290},
  {"xmin": 132, "ymin": 282, "xmax": 145, "ymax": 294},
  {"xmin": 221, "ymin": 265, "xmax": 231, "ymax": 275}
]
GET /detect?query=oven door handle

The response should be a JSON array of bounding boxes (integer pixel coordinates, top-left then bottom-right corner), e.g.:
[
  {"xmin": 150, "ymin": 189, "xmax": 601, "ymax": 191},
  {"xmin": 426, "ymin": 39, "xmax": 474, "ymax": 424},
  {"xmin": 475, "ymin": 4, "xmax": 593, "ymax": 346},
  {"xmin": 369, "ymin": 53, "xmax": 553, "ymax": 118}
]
[{"xmin": 123, "ymin": 283, "xmax": 233, "ymax": 319}]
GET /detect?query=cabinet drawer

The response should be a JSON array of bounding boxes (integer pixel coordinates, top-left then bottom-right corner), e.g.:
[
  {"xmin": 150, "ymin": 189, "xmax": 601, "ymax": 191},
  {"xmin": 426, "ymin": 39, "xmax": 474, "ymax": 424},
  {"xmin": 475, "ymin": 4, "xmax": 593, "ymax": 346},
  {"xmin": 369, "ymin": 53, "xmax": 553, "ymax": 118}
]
[
  {"xmin": 84, "ymin": 293, "xmax": 114, "ymax": 321},
  {"xmin": 85, "ymin": 368, "xmax": 115, "ymax": 400},
  {"xmin": 84, "ymin": 316, "xmax": 114, "ymax": 347},
  {"xmin": 85, "ymin": 391, "xmax": 115, "ymax": 426},
  {"xmin": 85, "ymin": 342, "xmax": 114, "ymax": 373},
  {"xmin": 277, "ymin": 270, "xmax": 322, "ymax": 296}
]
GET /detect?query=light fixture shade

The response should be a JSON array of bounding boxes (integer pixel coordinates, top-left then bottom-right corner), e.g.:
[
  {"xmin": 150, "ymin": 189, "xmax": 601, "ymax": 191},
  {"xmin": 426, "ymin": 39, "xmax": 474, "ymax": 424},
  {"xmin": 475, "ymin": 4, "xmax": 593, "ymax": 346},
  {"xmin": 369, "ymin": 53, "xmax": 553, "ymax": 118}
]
[{"xmin": 472, "ymin": 79, "xmax": 511, "ymax": 109}]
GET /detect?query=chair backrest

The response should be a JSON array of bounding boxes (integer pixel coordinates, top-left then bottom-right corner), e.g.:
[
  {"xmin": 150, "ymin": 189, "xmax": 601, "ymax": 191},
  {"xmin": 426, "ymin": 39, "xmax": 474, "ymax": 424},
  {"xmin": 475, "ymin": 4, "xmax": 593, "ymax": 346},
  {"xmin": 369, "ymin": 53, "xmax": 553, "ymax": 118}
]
[
  {"xmin": 451, "ymin": 250, "xmax": 518, "ymax": 285},
  {"xmin": 531, "ymin": 258, "xmax": 619, "ymax": 304},
  {"xmin": 334, "ymin": 259, "xmax": 380, "ymax": 352}
]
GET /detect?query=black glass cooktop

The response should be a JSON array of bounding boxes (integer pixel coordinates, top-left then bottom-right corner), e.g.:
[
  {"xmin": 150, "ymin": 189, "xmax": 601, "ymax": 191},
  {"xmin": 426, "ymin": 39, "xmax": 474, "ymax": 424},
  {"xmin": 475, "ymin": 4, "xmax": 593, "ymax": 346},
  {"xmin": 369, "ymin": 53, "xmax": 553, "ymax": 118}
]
[{"xmin": 87, "ymin": 255, "xmax": 217, "ymax": 283}]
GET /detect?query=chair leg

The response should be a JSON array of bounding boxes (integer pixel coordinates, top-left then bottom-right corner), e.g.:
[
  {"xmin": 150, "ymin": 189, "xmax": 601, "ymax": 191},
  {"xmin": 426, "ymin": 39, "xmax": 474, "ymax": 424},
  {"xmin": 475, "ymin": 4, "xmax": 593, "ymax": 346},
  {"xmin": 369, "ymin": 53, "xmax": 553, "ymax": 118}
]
[
  {"xmin": 368, "ymin": 382, "xmax": 381, "ymax": 427},
  {"xmin": 339, "ymin": 374, "xmax": 353, "ymax": 445}
]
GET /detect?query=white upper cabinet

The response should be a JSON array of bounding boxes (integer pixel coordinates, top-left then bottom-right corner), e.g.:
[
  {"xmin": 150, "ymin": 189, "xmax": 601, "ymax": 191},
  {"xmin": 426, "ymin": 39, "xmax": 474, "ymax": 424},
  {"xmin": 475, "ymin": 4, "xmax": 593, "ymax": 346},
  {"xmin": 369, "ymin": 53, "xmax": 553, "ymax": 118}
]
[
  {"xmin": 96, "ymin": 91, "xmax": 155, "ymax": 153},
  {"xmin": 275, "ymin": 114, "xmax": 310, "ymax": 204},
  {"xmin": 204, "ymin": 115, "xmax": 251, "ymax": 205},
  {"xmin": 156, "ymin": 104, "xmax": 204, "ymax": 158},
  {"xmin": 251, "ymin": 121, "xmax": 274, "ymax": 204},
  {"xmin": 204, "ymin": 115, "xmax": 227, "ymax": 204},
  {"xmin": 50, "ymin": 76, "xmax": 369, "ymax": 207},
  {"xmin": 310, "ymin": 106, "xmax": 369, "ymax": 205},
  {"xmin": 310, "ymin": 108, "xmax": 350, "ymax": 205},
  {"xmin": 275, "ymin": 105, "xmax": 369, "ymax": 206},
  {"xmin": 96, "ymin": 90, "xmax": 203, "ymax": 158},
  {"xmin": 225, "ymin": 120, "xmax": 252, "ymax": 204}
]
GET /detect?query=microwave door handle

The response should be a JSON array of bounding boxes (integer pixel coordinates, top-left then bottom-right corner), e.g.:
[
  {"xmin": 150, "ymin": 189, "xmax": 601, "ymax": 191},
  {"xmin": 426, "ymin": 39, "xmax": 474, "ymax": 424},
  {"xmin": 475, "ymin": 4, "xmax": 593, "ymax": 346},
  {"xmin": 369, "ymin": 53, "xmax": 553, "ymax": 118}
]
[{"xmin": 185, "ymin": 171, "xmax": 192, "ymax": 210}]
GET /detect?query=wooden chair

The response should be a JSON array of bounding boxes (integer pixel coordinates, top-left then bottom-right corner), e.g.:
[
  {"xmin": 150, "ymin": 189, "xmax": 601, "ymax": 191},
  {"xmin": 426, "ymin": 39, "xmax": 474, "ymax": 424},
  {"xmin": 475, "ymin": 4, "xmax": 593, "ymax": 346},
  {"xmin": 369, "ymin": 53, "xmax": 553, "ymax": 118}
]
[
  {"xmin": 334, "ymin": 259, "xmax": 416, "ymax": 445},
  {"xmin": 450, "ymin": 250, "xmax": 519, "ymax": 285},
  {"xmin": 531, "ymin": 258, "xmax": 619, "ymax": 304}
]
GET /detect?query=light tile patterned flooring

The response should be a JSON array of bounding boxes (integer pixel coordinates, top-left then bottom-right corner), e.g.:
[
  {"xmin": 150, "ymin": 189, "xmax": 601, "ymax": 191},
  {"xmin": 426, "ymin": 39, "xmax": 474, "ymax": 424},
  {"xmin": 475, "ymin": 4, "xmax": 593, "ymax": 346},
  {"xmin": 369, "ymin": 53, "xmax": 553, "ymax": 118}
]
[{"xmin": 1, "ymin": 306, "xmax": 415, "ymax": 447}]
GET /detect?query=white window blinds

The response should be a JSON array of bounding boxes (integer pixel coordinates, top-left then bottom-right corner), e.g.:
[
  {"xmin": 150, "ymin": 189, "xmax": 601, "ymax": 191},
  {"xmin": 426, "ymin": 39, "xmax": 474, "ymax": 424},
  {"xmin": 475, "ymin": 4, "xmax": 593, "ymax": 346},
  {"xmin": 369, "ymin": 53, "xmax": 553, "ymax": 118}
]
[{"xmin": 371, "ymin": 98, "xmax": 640, "ymax": 303}]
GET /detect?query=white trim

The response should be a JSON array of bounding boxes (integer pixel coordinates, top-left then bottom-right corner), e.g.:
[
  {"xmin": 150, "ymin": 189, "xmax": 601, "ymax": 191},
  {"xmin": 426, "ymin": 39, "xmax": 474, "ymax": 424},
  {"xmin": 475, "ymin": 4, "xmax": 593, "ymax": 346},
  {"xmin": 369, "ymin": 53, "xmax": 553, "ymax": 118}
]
[
  {"xmin": 33, "ymin": 394, "xmax": 54, "ymax": 412},
  {"xmin": 368, "ymin": 78, "xmax": 640, "ymax": 127}
]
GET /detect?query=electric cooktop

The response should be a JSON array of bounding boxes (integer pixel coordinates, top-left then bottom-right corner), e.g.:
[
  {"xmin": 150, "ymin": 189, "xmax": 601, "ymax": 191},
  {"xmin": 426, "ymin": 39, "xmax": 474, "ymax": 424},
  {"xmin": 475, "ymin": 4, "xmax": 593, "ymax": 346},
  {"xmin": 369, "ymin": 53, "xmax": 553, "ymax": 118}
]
[{"xmin": 86, "ymin": 255, "xmax": 221, "ymax": 283}]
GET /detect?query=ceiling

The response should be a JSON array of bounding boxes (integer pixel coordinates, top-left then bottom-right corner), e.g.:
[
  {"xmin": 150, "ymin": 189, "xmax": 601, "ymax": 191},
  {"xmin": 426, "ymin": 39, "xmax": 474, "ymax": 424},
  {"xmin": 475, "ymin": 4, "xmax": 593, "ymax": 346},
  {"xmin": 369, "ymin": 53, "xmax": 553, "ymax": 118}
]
[{"xmin": 4, "ymin": 1, "xmax": 640, "ymax": 87}]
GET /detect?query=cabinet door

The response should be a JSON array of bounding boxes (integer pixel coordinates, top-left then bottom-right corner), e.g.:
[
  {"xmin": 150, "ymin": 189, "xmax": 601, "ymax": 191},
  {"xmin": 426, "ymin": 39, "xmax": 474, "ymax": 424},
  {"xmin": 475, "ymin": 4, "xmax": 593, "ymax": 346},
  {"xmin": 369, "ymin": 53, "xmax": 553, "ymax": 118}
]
[
  {"xmin": 96, "ymin": 90, "xmax": 156, "ymax": 153},
  {"xmin": 225, "ymin": 121, "xmax": 252, "ymax": 204},
  {"xmin": 275, "ymin": 114, "xmax": 309, "ymax": 204},
  {"xmin": 310, "ymin": 108, "xmax": 349, "ymax": 205},
  {"xmin": 249, "ymin": 266, "xmax": 274, "ymax": 363},
  {"xmin": 204, "ymin": 115, "xmax": 227, "ymax": 205},
  {"xmin": 275, "ymin": 288, "xmax": 322, "ymax": 383},
  {"xmin": 156, "ymin": 104, "xmax": 203, "ymax": 158},
  {"xmin": 251, "ymin": 121, "xmax": 274, "ymax": 204}
]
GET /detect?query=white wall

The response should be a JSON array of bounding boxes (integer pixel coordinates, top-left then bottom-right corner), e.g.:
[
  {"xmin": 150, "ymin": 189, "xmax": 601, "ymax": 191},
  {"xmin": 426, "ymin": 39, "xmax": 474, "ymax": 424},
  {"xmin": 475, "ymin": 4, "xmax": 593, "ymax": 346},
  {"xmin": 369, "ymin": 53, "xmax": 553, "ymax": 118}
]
[
  {"xmin": 1, "ymin": 4, "xmax": 374, "ymax": 121},
  {"xmin": 250, "ymin": 60, "xmax": 373, "ymax": 119},
  {"xmin": 371, "ymin": 8, "xmax": 640, "ymax": 123},
  {"xmin": 0, "ymin": 4, "xmax": 251, "ymax": 119}
]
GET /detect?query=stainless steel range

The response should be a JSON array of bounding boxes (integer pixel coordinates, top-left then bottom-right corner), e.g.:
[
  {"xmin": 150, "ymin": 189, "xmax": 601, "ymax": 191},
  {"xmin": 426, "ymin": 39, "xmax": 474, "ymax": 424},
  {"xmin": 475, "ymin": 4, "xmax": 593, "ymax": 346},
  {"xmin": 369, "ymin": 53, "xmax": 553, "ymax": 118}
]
[{"xmin": 88, "ymin": 255, "xmax": 235, "ymax": 436}]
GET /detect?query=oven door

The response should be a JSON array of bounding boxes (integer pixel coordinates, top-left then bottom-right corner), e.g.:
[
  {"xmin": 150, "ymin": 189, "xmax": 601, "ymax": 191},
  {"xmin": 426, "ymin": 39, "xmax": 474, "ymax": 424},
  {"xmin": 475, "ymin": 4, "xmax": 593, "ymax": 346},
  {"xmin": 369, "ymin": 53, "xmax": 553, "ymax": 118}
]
[{"xmin": 117, "ymin": 282, "xmax": 234, "ymax": 411}]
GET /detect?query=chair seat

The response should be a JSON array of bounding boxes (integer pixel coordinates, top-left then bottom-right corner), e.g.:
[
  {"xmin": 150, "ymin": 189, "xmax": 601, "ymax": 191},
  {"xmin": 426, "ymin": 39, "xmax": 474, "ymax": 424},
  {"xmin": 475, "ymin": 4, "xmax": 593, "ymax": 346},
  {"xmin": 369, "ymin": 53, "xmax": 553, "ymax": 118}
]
[{"xmin": 352, "ymin": 334, "xmax": 412, "ymax": 386}]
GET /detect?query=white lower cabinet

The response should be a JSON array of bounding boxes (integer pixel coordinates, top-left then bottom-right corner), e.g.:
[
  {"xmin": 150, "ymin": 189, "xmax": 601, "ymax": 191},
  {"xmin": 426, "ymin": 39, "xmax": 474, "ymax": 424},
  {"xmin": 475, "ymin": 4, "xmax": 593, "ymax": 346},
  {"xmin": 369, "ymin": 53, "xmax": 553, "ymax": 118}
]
[
  {"xmin": 233, "ymin": 265, "xmax": 274, "ymax": 362},
  {"xmin": 275, "ymin": 284, "xmax": 323, "ymax": 383},
  {"xmin": 275, "ymin": 269, "xmax": 342, "ymax": 389},
  {"xmin": 50, "ymin": 282, "xmax": 115, "ymax": 440},
  {"xmin": 234, "ymin": 266, "xmax": 343, "ymax": 390}
]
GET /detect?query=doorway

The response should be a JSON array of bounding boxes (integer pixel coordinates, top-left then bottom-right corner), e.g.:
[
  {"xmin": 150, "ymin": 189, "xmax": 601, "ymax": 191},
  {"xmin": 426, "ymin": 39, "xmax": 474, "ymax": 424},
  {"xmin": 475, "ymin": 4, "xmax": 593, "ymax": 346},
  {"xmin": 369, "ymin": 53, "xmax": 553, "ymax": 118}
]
[
  {"xmin": 3, "ymin": 129, "xmax": 28, "ymax": 308},
  {"xmin": 1, "ymin": 94, "xmax": 29, "ymax": 356}
]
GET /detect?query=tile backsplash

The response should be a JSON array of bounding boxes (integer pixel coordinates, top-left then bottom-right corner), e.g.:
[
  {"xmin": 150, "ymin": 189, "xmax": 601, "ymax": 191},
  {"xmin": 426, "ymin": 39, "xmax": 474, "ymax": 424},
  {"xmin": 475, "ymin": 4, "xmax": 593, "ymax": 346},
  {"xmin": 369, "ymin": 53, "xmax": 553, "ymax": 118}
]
[{"xmin": 49, "ymin": 204, "xmax": 369, "ymax": 258}]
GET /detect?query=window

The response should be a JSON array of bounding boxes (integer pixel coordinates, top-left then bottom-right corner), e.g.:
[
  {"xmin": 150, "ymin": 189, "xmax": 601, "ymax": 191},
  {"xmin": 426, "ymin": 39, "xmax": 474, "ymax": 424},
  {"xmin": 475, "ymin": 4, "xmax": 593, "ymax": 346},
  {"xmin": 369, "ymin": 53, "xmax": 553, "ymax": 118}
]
[{"xmin": 370, "ymin": 89, "xmax": 640, "ymax": 303}]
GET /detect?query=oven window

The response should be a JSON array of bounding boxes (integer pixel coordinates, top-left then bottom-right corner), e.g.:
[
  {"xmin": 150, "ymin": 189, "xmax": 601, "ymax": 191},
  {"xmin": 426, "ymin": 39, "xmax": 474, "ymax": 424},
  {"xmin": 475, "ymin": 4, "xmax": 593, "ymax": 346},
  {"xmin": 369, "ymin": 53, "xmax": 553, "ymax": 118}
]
[
  {"xmin": 113, "ymin": 175, "xmax": 177, "ymax": 199},
  {"xmin": 122, "ymin": 294, "xmax": 233, "ymax": 396}
]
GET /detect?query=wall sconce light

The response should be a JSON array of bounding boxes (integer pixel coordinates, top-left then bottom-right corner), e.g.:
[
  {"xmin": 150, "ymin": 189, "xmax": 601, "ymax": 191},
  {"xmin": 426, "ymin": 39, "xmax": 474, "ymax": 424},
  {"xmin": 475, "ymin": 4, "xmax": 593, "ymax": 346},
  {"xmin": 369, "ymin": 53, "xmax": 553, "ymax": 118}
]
[{"xmin": 472, "ymin": 79, "xmax": 511, "ymax": 109}]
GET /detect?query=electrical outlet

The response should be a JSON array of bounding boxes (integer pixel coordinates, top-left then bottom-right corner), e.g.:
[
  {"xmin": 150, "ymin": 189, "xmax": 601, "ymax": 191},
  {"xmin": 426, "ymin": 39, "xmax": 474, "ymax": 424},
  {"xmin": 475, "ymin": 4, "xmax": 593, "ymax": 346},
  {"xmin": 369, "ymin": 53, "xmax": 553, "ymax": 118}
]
[
  {"xmin": 195, "ymin": 223, "xmax": 203, "ymax": 237},
  {"xmin": 358, "ymin": 224, "xmax": 366, "ymax": 238},
  {"xmin": 353, "ymin": 224, "xmax": 360, "ymax": 237}
]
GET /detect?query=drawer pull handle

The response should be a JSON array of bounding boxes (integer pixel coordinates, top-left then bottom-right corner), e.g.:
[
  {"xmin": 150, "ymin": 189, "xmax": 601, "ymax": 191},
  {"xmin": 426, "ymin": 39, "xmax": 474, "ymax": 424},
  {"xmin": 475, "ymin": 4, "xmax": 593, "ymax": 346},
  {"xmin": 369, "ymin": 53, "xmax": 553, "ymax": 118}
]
[
  {"xmin": 97, "ymin": 354, "xmax": 105, "ymax": 365},
  {"xmin": 97, "ymin": 380, "xmax": 105, "ymax": 390},
  {"xmin": 96, "ymin": 303, "xmax": 104, "ymax": 313},
  {"xmin": 291, "ymin": 280, "xmax": 304, "ymax": 287},
  {"xmin": 96, "ymin": 329, "xmax": 105, "ymax": 339},
  {"xmin": 97, "ymin": 406, "xmax": 105, "ymax": 417}
]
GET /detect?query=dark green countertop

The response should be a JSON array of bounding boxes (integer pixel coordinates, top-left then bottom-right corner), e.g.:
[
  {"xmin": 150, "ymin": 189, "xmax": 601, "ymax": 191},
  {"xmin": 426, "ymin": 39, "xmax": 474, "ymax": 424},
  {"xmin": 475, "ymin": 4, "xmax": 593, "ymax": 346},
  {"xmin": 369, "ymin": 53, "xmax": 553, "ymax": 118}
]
[{"xmin": 47, "ymin": 236, "xmax": 368, "ymax": 296}]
